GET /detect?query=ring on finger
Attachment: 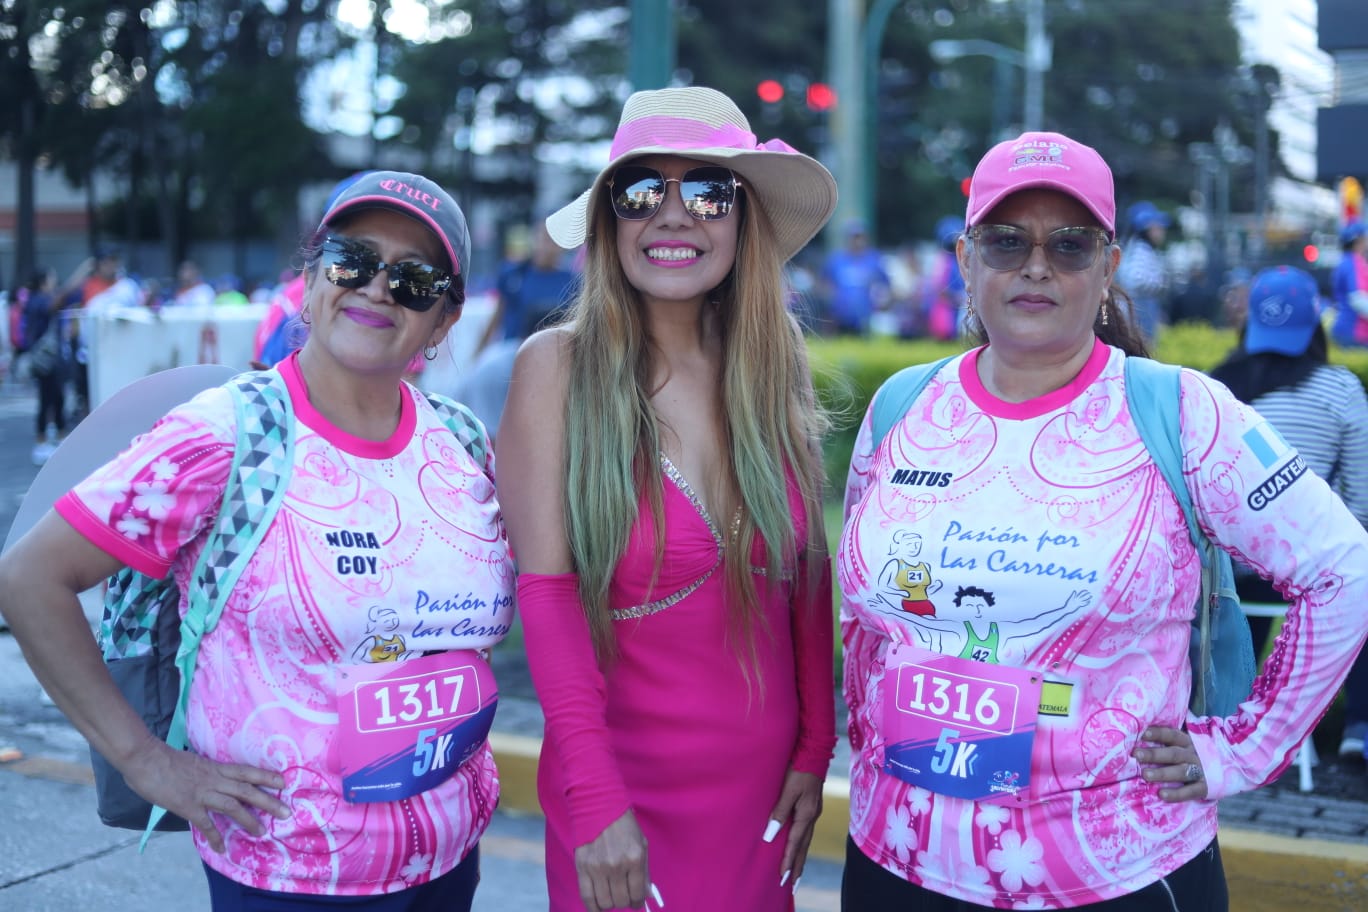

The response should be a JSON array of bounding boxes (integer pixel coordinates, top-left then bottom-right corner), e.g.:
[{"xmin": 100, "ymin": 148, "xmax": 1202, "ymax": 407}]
[{"xmin": 1183, "ymin": 762, "xmax": 1203, "ymax": 783}]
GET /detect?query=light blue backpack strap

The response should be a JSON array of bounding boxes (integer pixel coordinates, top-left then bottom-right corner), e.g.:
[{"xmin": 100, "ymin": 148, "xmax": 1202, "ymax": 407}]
[
  {"xmin": 1123, "ymin": 356, "xmax": 1254, "ymax": 716},
  {"xmin": 424, "ymin": 391, "xmax": 493, "ymax": 477},
  {"xmin": 144, "ymin": 370, "xmax": 295, "ymax": 842},
  {"xmin": 870, "ymin": 356, "xmax": 956, "ymax": 450}
]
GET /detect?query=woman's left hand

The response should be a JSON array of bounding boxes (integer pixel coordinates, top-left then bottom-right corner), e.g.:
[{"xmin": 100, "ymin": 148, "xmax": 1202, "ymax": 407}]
[
  {"xmin": 1133, "ymin": 726, "xmax": 1208, "ymax": 801},
  {"xmin": 764, "ymin": 768, "xmax": 824, "ymax": 892}
]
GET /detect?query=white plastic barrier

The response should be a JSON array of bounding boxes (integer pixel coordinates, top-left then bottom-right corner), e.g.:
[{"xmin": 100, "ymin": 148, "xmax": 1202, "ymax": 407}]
[{"xmin": 82, "ymin": 294, "xmax": 495, "ymax": 408}]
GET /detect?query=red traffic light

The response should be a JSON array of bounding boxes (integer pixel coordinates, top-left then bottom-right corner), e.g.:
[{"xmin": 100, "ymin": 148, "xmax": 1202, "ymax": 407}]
[
  {"xmin": 806, "ymin": 82, "xmax": 836, "ymax": 111},
  {"xmin": 960, "ymin": 176, "xmax": 973, "ymax": 197},
  {"xmin": 1304, "ymin": 244, "xmax": 1320, "ymax": 264},
  {"xmin": 757, "ymin": 80, "xmax": 784, "ymax": 104}
]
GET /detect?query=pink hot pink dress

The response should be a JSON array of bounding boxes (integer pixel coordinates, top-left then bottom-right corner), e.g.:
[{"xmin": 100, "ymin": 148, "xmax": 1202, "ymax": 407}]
[{"xmin": 521, "ymin": 456, "xmax": 835, "ymax": 912}]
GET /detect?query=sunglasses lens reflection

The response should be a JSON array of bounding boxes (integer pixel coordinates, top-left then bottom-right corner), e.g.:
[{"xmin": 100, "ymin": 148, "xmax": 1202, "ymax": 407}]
[
  {"xmin": 321, "ymin": 237, "xmax": 452, "ymax": 312},
  {"xmin": 976, "ymin": 226, "xmax": 1104, "ymax": 273},
  {"xmin": 610, "ymin": 166, "xmax": 737, "ymax": 221}
]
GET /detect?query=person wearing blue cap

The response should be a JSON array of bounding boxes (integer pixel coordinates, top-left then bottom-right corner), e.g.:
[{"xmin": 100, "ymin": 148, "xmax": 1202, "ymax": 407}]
[
  {"xmin": 1116, "ymin": 201, "xmax": 1171, "ymax": 344},
  {"xmin": 1210, "ymin": 265, "xmax": 1368, "ymax": 765},
  {"xmin": 1331, "ymin": 221, "xmax": 1368, "ymax": 348}
]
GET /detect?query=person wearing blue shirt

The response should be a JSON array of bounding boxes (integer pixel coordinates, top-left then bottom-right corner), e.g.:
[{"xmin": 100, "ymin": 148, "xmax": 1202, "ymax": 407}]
[
  {"xmin": 820, "ymin": 218, "xmax": 889, "ymax": 335},
  {"xmin": 1331, "ymin": 221, "xmax": 1368, "ymax": 348}
]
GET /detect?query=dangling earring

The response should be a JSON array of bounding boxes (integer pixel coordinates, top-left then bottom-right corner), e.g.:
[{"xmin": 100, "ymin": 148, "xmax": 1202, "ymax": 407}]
[
  {"xmin": 300, "ymin": 304, "xmax": 312, "ymax": 326},
  {"xmin": 423, "ymin": 344, "xmax": 439, "ymax": 361},
  {"xmin": 965, "ymin": 291, "xmax": 975, "ymax": 319},
  {"xmin": 1099, "ymin": 300, "xmax": 1109, "ymax": 326}
]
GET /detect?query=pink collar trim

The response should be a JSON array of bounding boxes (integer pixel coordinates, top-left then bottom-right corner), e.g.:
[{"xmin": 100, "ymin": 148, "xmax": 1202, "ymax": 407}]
[
  {"xmin": 281, "ymin": 353, "xmax": 416, "ymax": 458},
  {"xmin": 959, "ymin": 337, "xmax": 1109, "ymax": 419}
]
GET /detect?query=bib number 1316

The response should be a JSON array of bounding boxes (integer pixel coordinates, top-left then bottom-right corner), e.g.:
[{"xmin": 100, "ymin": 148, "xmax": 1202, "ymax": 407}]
[{"xmin": 881, "ymin": 646, "xmax": 1040, "ymax": 802}]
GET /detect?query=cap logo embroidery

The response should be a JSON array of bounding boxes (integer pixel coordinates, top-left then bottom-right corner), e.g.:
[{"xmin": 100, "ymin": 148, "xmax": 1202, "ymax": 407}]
[
  {"xmin": 1010, "ymin": 140, "xmax": 1066, "ymax": 170},
  {"xmin": 1257, "ymin": 295, "xmax": 1293, "ymax": 327},
  {"xmin": 378, "ymin": 178, "xmax": 441, "ymax": 211}
]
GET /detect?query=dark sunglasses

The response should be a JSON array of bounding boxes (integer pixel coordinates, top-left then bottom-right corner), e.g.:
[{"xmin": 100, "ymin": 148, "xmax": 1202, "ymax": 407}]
[
  {"xmin": 609, "ymin": 165, "xmax": 741, "ymax": 222},
  {"xmin": 969, "ymin": 224, "xmax": 1112, "ymax": 273},
  {"xmin": 319, "ymin": 235, "xmax": 453, "ymax": 312}
]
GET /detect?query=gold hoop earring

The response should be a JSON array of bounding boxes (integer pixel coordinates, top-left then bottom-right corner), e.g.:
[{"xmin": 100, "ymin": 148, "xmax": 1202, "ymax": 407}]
[{"xmin": 300, "ymin": 305, "xmax": 312, "ymax": 326}]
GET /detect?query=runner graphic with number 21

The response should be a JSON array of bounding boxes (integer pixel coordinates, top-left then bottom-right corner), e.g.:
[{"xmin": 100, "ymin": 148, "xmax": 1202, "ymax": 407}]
[{"xmin": 882, "ymin": 645, "xmax": 1041, "ymax": 802}]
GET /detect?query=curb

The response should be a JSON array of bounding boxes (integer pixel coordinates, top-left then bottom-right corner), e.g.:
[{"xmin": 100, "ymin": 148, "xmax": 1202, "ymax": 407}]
[{"xmin": 489, "ymin": 735, "xmax": 1368, "ymax": 911}]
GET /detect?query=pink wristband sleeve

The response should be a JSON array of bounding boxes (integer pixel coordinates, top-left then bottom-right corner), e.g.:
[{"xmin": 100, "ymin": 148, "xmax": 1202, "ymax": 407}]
[
  {"xmin": 791, "ymin": 557, "xmax": 837, "ymax": 777},
  {"xmin": 517, "ymin": 572, "xmax": 632, "ymax": 846}
]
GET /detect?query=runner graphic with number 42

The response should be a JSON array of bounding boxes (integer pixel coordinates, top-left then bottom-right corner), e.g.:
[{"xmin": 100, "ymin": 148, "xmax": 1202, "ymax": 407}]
[{"xmin": 881, "ymin": 646, "xmax": 1042, "ymax": 802}]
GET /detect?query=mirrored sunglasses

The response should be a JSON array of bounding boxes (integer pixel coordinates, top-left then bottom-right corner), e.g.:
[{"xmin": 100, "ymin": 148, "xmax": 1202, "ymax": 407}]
[
  {"xmin": 969, "ymin": 224, "xmax": 1111, "ymax": 273},
  {"xmin": 609, "ymin": 165, "xmax": 741, "ymax": 222},
  {"xmin": 320, "ymin": 235, "xmax": 453, "ymax": 312}
]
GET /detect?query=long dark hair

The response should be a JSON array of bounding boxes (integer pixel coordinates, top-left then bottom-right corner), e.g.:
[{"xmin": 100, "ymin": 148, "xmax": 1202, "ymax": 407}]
[{"xmin": 1208, "ymin": 323, "xmax": 1327, "ymax": 404}]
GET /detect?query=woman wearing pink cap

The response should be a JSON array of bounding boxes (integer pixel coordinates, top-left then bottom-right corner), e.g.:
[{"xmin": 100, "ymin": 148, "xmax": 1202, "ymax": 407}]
[
  {"xmin": 838, "ymin": 132, "xmax": 1368, "ymax": 908},
  {"xmin": 498, "ymin": 86, "xmax": 838, "ymax": 911},
  {"xmin": 0, "ymin": 171, "xmax": 511, "ymax": 910}
]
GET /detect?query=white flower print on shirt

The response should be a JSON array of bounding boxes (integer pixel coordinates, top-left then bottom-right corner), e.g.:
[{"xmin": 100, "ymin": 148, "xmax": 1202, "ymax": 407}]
[
  {"xmin": 975, "ymin": 803, "xmax": 1010, "ymax": 835},
  {"xmin": 916, "ymin": 849, "xmax": 990, "ymax": 893},
  {"xmin": 987, "ymin": 829, "xmax": 1046, "ymax": 892},
  {"xmin": 150, "ymin": 456, "xmax": 178, "ymax": 482},
  {"xmin": 116, "ymin": 514, "xmax": 151, "ymax": 539},
  {"xmin": 400, "ymin": 851, "xmax": 434, "ymax": 882},
  {"xmin": 884, "ymin": 805, "xmax": 917, "ymax": 863},
  {"xmin": 131, "ymin": 480, "xmax": 175, "ymax": 519}
]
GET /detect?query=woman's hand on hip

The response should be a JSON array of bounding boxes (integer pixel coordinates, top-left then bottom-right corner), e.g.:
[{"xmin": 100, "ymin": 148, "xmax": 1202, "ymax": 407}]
[
  {"xmin": 123, "ymin": 736, "xmax": 290, "ymax": 853},
  {"xmin": 574, "ymin": 809, "xmax": 651, "ymax": 911},
  {"xmin": 765, "ymin": 768, "xmax": 824, "ymax": 893},
  {"xmin": 1133, "ymin": 725, "xmax": 1209, "ymax": 802}
]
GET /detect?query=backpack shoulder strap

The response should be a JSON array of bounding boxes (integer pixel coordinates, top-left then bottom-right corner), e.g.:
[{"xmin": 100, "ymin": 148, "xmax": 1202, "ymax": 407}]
[
  {"xmin": 423, "ymin": 390, "xmax": 493, "ymax": 478},
  {"xmin": 870, "ymin": 356, "xmax": 956, "ymax": 449},
  {"xmin": 1121, "ymin": 356, "xmax": 1201, "ymax": 548},
  {"xmin": 145, "ymin": 369, "xmax": 295, "ymax": 838}
]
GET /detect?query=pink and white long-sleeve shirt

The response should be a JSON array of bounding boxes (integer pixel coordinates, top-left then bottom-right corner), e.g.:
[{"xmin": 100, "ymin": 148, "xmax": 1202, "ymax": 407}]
[
  {"xmin": 58, "ymin": 354, "xmax": 514, "ymax": 895},
  {"xmin": 839, "ymin": 340, "xmax": 1368, "ymax": 908}
]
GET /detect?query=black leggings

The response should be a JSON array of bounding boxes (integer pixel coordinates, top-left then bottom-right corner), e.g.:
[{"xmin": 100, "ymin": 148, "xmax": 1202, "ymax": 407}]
[
  {"xmin": 842, "ymin": 836, "xmax": 1228, "ymax": 911},
  {"xmin": 34, "ymin": 368, "xmax": 65, "ymax": 437}
]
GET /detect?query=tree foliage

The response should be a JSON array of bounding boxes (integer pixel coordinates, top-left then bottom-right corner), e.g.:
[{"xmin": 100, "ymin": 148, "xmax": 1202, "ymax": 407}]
[{"xmin": 1, "ymin": 0, "xmax": 1282, "ymax": 287}]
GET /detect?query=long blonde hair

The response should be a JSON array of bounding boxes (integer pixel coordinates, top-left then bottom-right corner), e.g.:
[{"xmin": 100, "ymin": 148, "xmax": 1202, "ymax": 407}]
[{"xmin": 563, "ymin": 190, "xmax": 829, "ymax": 665}]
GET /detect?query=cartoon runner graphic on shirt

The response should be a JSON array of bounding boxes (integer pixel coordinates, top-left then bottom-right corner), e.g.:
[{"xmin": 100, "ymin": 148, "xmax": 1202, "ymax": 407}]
[
  {"xmin": 889, "ymin": 582, "xmax": 1091, "ymax": 659},
  {"xmin": 351, "ymin": 605, "xmax": 409, "ymax": 663},
  {"xmin": 877, "ymin": 530, "xmax": 942, "ymax": 616}
]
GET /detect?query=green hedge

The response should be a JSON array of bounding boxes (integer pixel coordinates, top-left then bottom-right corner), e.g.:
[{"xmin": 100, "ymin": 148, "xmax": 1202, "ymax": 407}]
[{"xmin": 809, "ymin": 324, "xmax": 1368, "ymax": 492}]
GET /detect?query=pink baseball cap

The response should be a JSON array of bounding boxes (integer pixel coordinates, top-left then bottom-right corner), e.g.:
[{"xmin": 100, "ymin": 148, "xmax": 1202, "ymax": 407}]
[{"xmin": 965, "ymin": 132, "xmax": 1116, "ymax": 236}]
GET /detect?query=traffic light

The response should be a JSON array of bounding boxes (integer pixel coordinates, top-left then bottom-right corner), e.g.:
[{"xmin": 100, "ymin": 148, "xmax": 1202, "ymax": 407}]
[
  {"xmin": 1341, "ymin": 177, "xmax": 1363, "ymax": 223},
  {"xmin": 806, "ymin": 82, "xmax": 836, "ymax": 112},
  {"xmin": 757, "ymin": 80, "xmax": 784, "ymax": 104},
  {"xmin": 1304, "ymin": 244, "xmax": 1320, "ymax": 264}
]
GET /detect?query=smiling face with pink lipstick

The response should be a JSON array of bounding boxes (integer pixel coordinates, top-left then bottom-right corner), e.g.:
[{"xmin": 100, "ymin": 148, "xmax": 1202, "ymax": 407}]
[
  {"xmin": 304, "ymin": 207, "xmax": 460, "ymax": 381},
  {"xmin": 612, "ymin": 155, "xmax": 741, "ymax": 309}
]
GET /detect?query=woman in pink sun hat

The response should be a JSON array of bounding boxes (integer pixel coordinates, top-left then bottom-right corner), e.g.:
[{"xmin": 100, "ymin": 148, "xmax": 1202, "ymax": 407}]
[
  {"xmin": 837, "ymin": 132, "xmax": 1368, "ymax": 909},
  {"xmin": 498, "ymin": 86, "xmax": 839, "ymax": 911}
]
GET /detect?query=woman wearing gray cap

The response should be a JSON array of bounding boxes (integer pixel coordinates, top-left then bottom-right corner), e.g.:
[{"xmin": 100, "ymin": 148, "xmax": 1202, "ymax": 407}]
[{"xmin": 0, "ymin": 171, "xmax": 511, "ymax": 910}]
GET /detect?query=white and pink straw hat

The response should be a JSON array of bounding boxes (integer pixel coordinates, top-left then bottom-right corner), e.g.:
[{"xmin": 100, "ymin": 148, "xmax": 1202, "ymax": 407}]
[{"xmin": 546, "ymin": 86, "xmax": 838, "ymax": 262}]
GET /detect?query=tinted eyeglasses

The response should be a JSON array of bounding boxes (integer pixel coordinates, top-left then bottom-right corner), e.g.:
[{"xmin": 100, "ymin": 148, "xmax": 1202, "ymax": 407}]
[
  {"xmin": 969, "ymin": 225, "xmax": 1112, "ymax": 273},
  {"xmin": 319, "ymin": 235, "xmax": 454, "ymax": 312},
  {"xmin": 609, "ymin": 165, "xmax": 741, "ymax": 222}
]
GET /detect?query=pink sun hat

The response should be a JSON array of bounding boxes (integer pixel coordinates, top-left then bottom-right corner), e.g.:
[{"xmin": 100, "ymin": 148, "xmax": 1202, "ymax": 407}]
[
  {"xmin": 965, "ymin": 131, "xmax": 1116, "ymax": 236},
  {"xmin": 545, "ymin": 86, "xmax": 838, "ymax": 262}
]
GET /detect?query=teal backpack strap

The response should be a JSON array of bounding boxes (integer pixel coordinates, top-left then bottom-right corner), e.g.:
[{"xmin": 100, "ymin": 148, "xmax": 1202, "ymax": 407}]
[
  {"xmin": 424, "ymin": 391, "xmax": 493, "ymax": 477},
  {"xmin": 1123, "ymin": 356, "xmax": 1254, "ymax": 716},
  {"xmin": 870, "ymin": 356, "xmax": 956, "ymax": 449},
  {"xmin": 144, "ymin": 371, "xmax": 295, "ymax": 841}
]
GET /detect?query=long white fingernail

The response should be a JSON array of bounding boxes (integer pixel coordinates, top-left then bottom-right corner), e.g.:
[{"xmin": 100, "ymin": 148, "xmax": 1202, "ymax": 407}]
[
  {"xmin": 780, "ymin": 869, "xmax": 791, "ymax": 887},
  {"xmin": 792, "ymin": 875, "xmax": 803, "ymax": 895},
  {"xmin": 650, "ymin": 882, "xmax": 664, "ymax": 907},
  {"xmin": 763, "ymin": 819, "xmax": 781, "ymax": 843}
]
